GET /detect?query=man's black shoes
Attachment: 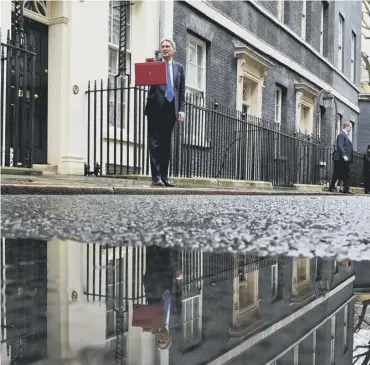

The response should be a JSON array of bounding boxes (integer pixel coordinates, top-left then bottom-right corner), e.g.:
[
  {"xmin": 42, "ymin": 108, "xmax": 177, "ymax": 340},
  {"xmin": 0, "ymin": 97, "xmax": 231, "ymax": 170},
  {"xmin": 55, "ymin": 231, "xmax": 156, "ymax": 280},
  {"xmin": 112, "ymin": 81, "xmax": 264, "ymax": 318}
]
[
  {"xmin": 162, "ymin": 179, "xmax": 176, "ymax": 187},
  {"xmin": 151, "ymin": 178, "xmax": 176, "ymax": 187},
  {"xmin": 152, "ymin": 179, "xmax": 165, "ymax": 187}
]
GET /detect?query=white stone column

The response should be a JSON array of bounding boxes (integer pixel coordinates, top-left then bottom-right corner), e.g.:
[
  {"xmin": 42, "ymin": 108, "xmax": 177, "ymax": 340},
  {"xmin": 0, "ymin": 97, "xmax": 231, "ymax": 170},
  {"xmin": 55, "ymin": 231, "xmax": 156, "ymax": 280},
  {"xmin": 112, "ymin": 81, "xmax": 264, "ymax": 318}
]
[
  {"xmin": 131, "ymin": 1, "xmax": 162, "ymax": 77},
  {"xmin": 159, "ymin": 1, "xmax": 174, "ymax": 40},
  {"xmin": 48, "ymin": 0, "xmax": 108, "ymax": 174},
  {"xmin": 47, "ymin": 239, "xmax": 70, "ymax": 361},
  {"xmin": 0, "ymin": 0, "xmax": 12, "ymax": 164},
  {"xmin": 0, "ymin": 0, "xmax": 11, "ymax": 42}
]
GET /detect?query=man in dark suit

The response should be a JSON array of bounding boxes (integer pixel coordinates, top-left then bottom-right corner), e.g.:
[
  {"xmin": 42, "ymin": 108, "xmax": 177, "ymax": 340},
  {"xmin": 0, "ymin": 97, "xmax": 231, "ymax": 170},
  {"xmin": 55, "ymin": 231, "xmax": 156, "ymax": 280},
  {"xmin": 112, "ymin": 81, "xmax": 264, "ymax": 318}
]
[
  {"xmin": 143, "ymin": 246, "xmax": 182, "ymax": 350},
  {"xmin": 145, "ymin": 38, "xmax": 186, "ymax": 187},
  {"xmin": 329, "ymin": 121, "xmax": 354, "ymax": 194}
]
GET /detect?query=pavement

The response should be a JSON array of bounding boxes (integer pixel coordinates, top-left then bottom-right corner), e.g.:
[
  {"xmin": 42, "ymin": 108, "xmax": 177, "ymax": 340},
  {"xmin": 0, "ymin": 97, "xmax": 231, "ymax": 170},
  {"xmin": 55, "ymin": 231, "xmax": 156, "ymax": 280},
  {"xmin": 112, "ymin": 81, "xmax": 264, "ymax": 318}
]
[
  {"xmin": 2, "ymin": 194, "xmax": 370, "ymax": 259},
  {"xmin": 0, "ymin": 172, "xmax": 362, "ymax": 195}
]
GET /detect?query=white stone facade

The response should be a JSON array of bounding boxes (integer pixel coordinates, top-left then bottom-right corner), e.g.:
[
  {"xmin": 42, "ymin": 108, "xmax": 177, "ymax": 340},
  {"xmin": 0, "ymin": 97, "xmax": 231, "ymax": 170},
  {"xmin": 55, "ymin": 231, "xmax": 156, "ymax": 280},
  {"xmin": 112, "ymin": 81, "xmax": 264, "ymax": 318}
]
[{"xmin": 0, "ymin": 0, "xmax": 173, "ymax": 175}]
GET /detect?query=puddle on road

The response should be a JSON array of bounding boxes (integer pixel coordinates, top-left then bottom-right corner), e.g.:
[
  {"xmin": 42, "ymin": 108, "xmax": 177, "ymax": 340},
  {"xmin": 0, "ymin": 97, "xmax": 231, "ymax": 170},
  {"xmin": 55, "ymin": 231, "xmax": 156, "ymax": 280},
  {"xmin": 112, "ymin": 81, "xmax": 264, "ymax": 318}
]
[{"xmin": 0, "ymin": 239, "xmax": 369, "ymax": 365}]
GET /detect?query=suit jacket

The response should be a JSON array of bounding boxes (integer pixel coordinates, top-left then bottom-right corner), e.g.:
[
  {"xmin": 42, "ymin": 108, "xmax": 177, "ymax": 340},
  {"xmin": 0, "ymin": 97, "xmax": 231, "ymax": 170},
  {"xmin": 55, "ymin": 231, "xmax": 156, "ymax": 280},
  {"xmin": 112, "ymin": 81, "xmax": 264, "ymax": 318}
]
[
  {"xmin": 333, "ymin": 131, "xmax": 353, "ymax": 161},
  {"xmin": 144, "ymin": 59, "xmax": 186, "ymax": 121},
  {"xmin": 143, "ymin": 247, "xmax": 182, "ymax": 323}
]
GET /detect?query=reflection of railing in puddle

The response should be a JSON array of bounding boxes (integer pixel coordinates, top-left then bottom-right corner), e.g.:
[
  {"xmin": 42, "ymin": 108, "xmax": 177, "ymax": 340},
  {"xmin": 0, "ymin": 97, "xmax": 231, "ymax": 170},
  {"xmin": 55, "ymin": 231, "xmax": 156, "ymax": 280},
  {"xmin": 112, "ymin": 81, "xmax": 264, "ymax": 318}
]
[{"xmin": 84, "ymin": 244, "xmax": 146, "ymax": 365}]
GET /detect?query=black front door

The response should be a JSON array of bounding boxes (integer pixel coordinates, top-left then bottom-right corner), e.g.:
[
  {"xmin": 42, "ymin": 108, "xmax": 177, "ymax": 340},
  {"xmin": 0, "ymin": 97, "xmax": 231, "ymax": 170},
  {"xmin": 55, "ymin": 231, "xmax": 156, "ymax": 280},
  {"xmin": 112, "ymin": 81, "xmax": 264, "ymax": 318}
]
[
  {"xmin": 3, "ymin": 239, "xmax": 48, "ymax": 365},
  {"xmin": 23, "ymin": 18, "xmax": 48, "ymax": 164}
]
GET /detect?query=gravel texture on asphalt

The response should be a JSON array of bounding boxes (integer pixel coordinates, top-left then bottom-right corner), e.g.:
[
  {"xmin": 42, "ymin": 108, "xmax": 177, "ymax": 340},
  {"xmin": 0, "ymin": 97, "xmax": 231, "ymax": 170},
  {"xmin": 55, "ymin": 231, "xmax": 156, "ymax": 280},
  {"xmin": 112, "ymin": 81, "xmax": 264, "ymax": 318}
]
[{"xmin": 2, "ymin": 195, "xmax": 370, "ymax": 260}]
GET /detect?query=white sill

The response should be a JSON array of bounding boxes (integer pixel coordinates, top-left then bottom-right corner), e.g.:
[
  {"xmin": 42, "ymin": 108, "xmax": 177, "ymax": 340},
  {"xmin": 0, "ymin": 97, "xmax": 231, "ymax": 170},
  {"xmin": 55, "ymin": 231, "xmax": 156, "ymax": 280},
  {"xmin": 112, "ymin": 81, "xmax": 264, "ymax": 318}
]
[{"xmin": 249, "ymin": 0, "xmax": 360, "ymax": 93}]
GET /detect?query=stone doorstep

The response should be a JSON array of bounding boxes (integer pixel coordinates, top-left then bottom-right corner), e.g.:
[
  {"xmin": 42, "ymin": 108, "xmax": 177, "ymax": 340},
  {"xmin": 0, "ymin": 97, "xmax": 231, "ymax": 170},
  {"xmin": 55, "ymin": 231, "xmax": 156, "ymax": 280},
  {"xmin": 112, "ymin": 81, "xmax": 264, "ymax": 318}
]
[
  {"xmin": 1, "ymin": 184, "xmax": 340, "ymax": 196},
  {"xmin": 106, "ymin": 175, "xmax": 366, "ymax": 193},
  {"xmin": 33, "ymin": 164, "xmax": 58, "ymax": 175},
  {"xmin": 1, "ymin": 173, "xmax": 365, "ymax": 194},
  {"xmin": 1, "ymin": 166, "xmax": 43, "ymax": 176},
  {"xmin": 114, "ymin": 174, "xmax": 273, "ymax": 190}
]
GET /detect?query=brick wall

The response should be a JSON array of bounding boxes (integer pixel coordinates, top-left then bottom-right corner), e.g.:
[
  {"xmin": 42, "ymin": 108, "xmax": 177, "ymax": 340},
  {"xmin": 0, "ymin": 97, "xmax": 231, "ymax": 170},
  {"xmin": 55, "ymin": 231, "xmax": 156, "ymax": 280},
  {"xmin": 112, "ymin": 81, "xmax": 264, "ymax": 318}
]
[{"xmin": 172, "ymin": 1, "xmax": 360, "ymax": 145}]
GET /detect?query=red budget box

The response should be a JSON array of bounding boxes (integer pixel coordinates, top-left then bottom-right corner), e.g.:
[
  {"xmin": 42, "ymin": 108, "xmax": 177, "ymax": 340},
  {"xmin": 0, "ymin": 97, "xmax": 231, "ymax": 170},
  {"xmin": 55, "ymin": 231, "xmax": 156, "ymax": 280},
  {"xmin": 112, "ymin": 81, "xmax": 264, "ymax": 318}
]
[
  {"xmin": 135, "ymin": 61, "xmax": 167, "ymax": 86},
  {"xmin": 132, "ymin": 304, "xmax": 164, "ymax": 329}
]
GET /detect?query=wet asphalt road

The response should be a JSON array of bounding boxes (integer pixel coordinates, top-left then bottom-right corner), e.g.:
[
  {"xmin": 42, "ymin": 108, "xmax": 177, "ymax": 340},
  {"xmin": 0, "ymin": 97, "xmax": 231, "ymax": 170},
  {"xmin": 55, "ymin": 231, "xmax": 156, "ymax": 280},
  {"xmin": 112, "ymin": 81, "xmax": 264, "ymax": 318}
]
[{"xmin": 1, "ymin": 195, "xmax": 370, "ymax": 259}]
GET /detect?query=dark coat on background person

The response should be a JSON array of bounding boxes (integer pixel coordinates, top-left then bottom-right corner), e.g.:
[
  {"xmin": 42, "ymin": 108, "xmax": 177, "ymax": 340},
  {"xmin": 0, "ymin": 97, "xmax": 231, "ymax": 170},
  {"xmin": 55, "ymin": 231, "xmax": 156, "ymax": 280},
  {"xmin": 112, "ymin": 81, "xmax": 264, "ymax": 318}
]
[
  {"xmin": 329, "ymin": 131, "xmax": 353, "ymax": 193},
  {"xmin": 144, "ymin": 60, "xmax": 186, "ymax": 122},
  {"xmin": 364, "ymin": 147, "xmax": 370, "ymax": 193},
  {"xmin": 333, "ymin": 131, "xmax": 354, "ymax": 161}
]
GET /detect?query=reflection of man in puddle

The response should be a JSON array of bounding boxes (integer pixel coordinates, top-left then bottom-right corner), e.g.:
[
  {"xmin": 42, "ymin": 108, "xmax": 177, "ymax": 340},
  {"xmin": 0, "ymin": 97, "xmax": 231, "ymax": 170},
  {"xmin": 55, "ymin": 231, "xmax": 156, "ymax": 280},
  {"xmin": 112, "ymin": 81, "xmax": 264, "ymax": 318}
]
[{"xmin": 142, "ymin": 246, "xmax": 181, "ymax": 350}]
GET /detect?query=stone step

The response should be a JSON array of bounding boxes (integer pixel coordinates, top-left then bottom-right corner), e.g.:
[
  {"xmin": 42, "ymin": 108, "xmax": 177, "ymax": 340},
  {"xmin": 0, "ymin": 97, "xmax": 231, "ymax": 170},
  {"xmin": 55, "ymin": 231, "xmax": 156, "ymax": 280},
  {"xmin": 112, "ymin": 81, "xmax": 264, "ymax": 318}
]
[
  {"xmin": 1, "ymin": 166, "xmax": 42, "ymax": 176},
  {"xmin": 33, "ymin": 164, "xmax": 58, "ymax": 175}
]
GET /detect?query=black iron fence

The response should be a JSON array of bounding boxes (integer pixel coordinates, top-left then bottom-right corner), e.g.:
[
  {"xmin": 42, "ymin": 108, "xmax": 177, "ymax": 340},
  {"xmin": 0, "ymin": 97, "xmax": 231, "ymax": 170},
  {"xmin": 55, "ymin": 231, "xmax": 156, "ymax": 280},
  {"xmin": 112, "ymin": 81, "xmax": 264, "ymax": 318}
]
[
  {"xmin": 1, "ymin": 31, "xmax": 36, "ymax": 168},
  {"xmin": 85, "ymin": 83, "xmax": 364, "ymax": 188}
]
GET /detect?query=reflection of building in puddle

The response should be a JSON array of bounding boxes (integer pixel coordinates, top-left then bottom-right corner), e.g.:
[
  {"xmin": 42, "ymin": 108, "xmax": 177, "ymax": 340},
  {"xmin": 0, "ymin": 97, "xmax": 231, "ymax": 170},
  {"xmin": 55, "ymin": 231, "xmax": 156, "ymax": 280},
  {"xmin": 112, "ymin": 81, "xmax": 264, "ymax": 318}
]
[
  {"xmin": 0, "ymin": 240, "xmax": 357, "ymax": 365},
  {"xmin": 169, "ymin": 254, "xmax": 356, "ymax": 365},
  {"xmin": 353, "ymin": 261, "xmax": 370, "ymax": 365}
]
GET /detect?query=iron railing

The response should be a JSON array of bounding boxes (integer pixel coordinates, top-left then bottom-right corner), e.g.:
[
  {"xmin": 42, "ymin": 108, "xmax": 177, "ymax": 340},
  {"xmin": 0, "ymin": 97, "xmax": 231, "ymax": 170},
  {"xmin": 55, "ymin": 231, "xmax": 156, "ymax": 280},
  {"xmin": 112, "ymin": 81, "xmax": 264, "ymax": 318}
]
[
  {"xmin": 1, "ymin": 24, "xmax": 36, "ymax": 168},
  {"xmin": 85, "ymin": 83, "xmax": 364, "ymax": 188}
]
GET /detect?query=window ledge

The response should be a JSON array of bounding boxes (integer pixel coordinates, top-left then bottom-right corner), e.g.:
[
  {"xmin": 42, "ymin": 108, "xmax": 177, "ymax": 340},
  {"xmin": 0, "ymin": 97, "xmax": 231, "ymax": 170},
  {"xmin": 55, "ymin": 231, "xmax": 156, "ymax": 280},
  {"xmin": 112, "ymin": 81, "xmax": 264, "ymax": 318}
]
[
  {"xmin": 229, "ymin": 315, "xmax": 269, "ymax": 338},
  {"xmin": 290, "ymin": 290, "xmax": 315, "ymax": 305}
]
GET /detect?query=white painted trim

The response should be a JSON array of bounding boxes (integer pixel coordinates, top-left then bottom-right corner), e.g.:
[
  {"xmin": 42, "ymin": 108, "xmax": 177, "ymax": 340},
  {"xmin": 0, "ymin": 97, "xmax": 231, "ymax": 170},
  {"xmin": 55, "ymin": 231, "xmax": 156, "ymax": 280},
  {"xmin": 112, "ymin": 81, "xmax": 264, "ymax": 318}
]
[
  {"xmin": 206, "ymin": 275, "xmax": 355, "ymax": 365},
  {"xmin": 249, "ymin": 0, "xmax": 361, "ymax": 94},
  {"xmin": 10, "ymin": 4, "xmax": 68, "ymax": 26},
  {"xmin": 183, "ymin": 0, "xmax": 359, "ymax": 113},
  {"xmin": 265, "ymin": 295, "xmax": 355, "ymax": 365},
  {"xmin": 359, "ymin": 93, "xmax": 370, "ymax": 100}
]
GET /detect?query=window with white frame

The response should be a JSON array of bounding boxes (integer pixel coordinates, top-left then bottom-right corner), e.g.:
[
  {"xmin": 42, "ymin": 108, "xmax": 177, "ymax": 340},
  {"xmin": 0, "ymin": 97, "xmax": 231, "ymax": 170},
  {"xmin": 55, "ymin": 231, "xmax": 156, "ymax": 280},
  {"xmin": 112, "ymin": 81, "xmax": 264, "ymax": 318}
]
[
  {"xmin": 277, "ymin": 0, "xmax": 284, "ymax": 22},
  {"xmin": 185, "ymin": 34, "xmax": 207, "ymax": 146},
  {"xmin": 182, "ymin": 295, "xmax": 202, "ymax": 347},
  {"xmin": 186, "ymin": 34, "xmax": 206, "ymax": 98},
  {"xmin": 108, "ymin": 0, "xmax": 131, "ymax": 129},
  {"xmin": 238, "ymin": 269, "xmax": 259, "ymax": 312},
  {"xmin": 330, "ymin": 315, "xmax": 336, "ymax": 365},
  {"xmin": 343, "ymin": 304, "xmax": 348, "ymax": 352},
  {"xmin": 301, "ymin": 0, "xmax": 307, "ymax": 40},
  {"xmin": 292, "ymin": 257, "xmax": 310, "ymax": 297},
  {"xmin": 333, "ymin": 259, "xmax": 338, "ymax": 274},
  {"xmin": 351, "ymin": 31, "xmax": 356, "ymax": 83},
  {"xmin": 320, "ymin": 2, "xmax": 324, "ymax": 54},
  {"xmin": 299, "ymin": 103, "xmax": 312, "ymax": 133},
  {"xmin": 296, "ymin": 258, "xmax": 309, "ymax": 284},
  {"xmin": 338, "ymin": 14, "xmax": 344, "ymax": 72},
  {"xmin": 275, "ymin": 87, "xmax": 283, "ymax": 124},
  {"xmin": 348, "ymin": 121, "xmax": 354, "ymax": 142},
  {"xmin": 274, "ymin": 87, "xmax": 283, "ymax": 159},
  {"xmin": 295, "ymin": 85, "xmax": 316, "ymax": 136},
  {"xmin": 271, "ymin": 264, "xmax": 278, "ymax": 298},
  {"xmin": 313, "ymin": 330, "xmax": 317, "ymax": 365},
  {"xmin": 294, "ymin": 345, "xmax": 299, "ymax": 365},
  {"xmin": 336, "ymin": 114, "xmax": 342, "ymax": 137}
]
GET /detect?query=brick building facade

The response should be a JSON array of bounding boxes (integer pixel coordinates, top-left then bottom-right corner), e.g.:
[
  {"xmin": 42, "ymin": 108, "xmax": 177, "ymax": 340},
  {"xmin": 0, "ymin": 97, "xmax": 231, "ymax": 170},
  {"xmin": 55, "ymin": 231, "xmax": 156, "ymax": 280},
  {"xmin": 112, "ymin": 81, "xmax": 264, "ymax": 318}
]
[
  {"xmin": 169, "ymin": 253, "xmax": 355, "ymax": 365},
  {"xmin": 172, "ymin": 0, "xmax": 362, "ymax": 149}
]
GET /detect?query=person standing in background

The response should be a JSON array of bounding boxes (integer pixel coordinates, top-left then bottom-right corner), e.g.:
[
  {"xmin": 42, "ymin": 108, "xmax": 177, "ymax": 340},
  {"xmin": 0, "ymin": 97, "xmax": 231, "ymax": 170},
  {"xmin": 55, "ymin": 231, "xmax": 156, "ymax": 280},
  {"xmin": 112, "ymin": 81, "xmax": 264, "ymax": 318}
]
[{"xmin": 329, "ymin": 121, "xmax": 354, "ymax": 194}]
